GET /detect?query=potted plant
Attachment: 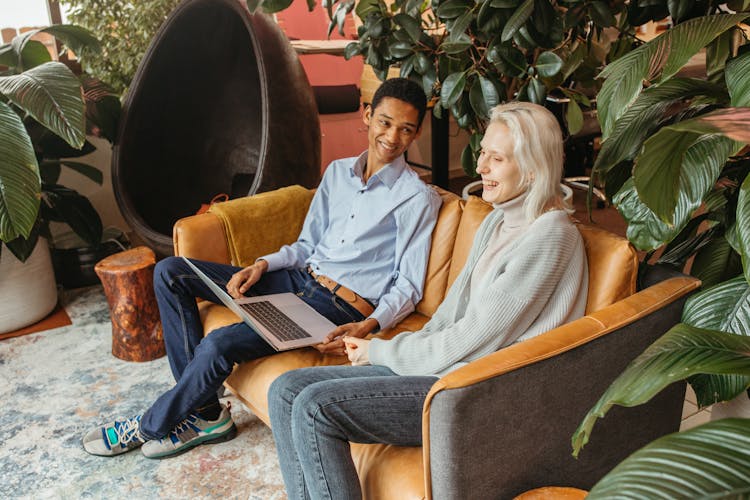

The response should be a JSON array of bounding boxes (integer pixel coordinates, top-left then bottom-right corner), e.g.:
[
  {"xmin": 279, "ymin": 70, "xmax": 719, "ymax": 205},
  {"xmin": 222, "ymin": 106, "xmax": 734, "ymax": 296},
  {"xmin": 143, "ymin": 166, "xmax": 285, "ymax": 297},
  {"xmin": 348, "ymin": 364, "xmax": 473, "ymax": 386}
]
[
  {"xmin": 60, "ymin": 0, "xmax": 182, "ymax": 94},
  {"xmin": 0, "ymin": 25, "xmax": 116, "ymax": 331},
  {"xmin": 266, "ymin": 1, "xmax": 750, "ymax": 494},
  {"xmin": 567, "ymin": 4, "xmax": 750, "ymax": 496},
  {"xmin": 248, "ymin": 0, "xmax": 668, "ymax": 175}
]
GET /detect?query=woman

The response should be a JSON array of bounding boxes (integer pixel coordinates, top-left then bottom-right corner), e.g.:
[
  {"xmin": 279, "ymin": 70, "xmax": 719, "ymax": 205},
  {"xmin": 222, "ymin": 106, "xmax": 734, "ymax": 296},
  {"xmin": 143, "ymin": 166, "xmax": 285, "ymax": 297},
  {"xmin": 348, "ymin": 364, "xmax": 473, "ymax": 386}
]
[{"xmin": 268, "ymin": 101, "xmax": 589, "ymax": 500}]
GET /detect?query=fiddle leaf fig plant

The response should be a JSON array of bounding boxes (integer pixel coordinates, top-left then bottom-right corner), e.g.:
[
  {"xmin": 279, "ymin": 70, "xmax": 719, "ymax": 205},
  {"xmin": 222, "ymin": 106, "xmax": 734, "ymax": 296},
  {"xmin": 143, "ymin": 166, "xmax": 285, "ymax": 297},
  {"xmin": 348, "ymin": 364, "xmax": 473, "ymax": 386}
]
[{"xmin": 0, "ymin": 25, "xmax": 112, "ymax": 262}]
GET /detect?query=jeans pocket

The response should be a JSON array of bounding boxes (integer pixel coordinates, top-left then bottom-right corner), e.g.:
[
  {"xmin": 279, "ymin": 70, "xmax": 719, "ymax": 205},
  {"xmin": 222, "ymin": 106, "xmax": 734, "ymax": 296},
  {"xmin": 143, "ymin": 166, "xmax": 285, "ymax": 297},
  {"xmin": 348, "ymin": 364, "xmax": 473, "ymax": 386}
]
[{"xmin": 330, "ymin": 295, "xmax": 363, "ymax": 323}]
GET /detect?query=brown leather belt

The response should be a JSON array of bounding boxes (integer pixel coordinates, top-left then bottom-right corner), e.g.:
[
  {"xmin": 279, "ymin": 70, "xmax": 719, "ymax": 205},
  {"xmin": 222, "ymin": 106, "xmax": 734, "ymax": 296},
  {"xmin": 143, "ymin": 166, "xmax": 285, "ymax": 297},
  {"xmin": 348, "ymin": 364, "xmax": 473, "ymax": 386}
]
[{"xmin": 307, "ymin": 267, "xmax": 375, "ymax": 318}]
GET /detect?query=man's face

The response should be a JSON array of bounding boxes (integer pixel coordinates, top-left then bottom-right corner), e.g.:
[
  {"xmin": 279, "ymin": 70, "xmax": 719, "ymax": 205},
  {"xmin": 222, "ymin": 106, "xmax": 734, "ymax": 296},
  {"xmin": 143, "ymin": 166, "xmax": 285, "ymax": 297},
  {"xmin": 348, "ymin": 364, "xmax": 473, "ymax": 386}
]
[{"xmin": 363, "ymin": 97, "xmax": 421, "ymax": 171}]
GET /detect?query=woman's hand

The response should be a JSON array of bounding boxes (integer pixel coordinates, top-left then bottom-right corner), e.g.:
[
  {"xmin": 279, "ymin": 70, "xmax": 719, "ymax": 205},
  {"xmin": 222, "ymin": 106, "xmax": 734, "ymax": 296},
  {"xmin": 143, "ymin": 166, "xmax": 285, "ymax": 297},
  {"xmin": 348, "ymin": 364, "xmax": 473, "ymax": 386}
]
[
  {"xmin": 343, "ymin": 336, "xmax": 371, "ymax": 366},
  {"xmin": 315, "ymin": 318, "xmax": 379, "ymax": 356},
  {"xmin": 226, "ymin": 259, "xmax": 268, "ymax": 298}
]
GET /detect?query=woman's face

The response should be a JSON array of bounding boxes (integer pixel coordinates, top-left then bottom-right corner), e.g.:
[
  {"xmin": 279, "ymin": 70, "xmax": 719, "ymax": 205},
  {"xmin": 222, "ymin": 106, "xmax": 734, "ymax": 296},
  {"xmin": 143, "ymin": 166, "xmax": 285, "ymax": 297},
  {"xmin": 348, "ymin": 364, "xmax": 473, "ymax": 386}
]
[{"xmin": 476, "ymin": 122, "xmax": 526, "ymax": 205}]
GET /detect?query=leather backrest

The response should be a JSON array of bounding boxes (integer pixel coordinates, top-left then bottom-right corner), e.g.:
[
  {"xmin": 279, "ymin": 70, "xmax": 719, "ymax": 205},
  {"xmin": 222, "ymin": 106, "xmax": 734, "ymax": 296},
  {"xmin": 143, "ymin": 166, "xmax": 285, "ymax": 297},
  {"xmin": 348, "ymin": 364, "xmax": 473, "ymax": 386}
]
[
  {"xmin": 416, "ymin": 188, "xmax": 463, "ymax": 317},
  {"xmin": 436, "ymin": 195, "xmax": 638, "ymax": 316},
  {"xmin": 446, "ymin": 196, "xmax": 494, "ymax": 291},
  {"xmin": 578, "ymin": 224, "xmax": 638, "ymax": 313}
]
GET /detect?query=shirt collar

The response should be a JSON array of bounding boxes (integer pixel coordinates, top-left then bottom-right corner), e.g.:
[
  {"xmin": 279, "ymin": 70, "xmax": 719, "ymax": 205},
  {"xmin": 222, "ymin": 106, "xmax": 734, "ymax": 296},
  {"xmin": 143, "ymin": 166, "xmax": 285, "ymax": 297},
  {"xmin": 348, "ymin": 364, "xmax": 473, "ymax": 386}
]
[{"xmin": 349, "ymin": 151, "xmax": 407, "ymax": 189}]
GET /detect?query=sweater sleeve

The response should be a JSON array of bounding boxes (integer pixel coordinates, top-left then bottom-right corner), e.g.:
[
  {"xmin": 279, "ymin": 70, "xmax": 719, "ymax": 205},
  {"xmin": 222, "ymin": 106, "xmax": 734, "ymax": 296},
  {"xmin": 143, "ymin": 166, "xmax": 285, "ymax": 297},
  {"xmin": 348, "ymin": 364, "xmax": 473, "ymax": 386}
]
[{"xmin": 369, "ymin": 215, "xmax": 584, "ymax": 376}]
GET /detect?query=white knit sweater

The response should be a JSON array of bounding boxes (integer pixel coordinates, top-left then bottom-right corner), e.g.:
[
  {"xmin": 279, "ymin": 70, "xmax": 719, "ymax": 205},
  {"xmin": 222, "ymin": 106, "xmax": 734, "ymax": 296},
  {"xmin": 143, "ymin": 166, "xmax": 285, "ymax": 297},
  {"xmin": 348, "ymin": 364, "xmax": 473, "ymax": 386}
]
[{"xmin": 368, "ymin": 206, "xmax": 589, "ymax": 377}]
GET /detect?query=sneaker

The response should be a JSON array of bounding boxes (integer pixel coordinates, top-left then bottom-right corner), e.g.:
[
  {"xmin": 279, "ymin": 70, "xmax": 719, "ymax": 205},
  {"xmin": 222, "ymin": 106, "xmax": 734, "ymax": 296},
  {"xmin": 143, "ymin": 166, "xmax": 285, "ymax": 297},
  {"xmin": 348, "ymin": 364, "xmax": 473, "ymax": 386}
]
[
  {"xmin": 141, "ymin": 404, "xmax": 236, "ymax": 459},
  {"xmin": 82, "ymin": 415, "xmax": 146, "ymax": 456}
]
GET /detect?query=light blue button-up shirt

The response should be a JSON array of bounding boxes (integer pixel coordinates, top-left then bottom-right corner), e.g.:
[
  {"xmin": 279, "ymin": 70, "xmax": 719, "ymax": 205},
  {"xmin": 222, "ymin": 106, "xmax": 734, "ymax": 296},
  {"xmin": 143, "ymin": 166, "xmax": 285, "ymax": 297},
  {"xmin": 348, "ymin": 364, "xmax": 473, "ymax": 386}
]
[{"xmin": 260, "ymin": 152, "xmax": 441, "ymax": 330}]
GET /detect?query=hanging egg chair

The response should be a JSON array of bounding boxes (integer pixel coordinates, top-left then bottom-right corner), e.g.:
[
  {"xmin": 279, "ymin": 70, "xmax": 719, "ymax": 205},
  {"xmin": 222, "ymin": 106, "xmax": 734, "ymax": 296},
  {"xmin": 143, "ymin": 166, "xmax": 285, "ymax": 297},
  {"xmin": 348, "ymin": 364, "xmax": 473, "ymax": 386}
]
[{"xmin": 112, "ymin": 0, "xmax": 321, "ymax": 256}]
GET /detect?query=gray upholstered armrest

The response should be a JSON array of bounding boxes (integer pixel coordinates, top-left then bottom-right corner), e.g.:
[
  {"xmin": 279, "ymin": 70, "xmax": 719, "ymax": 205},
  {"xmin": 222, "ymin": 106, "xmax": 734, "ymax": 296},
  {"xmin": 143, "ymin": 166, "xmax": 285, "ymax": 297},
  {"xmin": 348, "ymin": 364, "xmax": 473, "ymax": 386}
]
[{"xmin": 422, "ymin": 267, "xmax": 700, "ymax": 499}]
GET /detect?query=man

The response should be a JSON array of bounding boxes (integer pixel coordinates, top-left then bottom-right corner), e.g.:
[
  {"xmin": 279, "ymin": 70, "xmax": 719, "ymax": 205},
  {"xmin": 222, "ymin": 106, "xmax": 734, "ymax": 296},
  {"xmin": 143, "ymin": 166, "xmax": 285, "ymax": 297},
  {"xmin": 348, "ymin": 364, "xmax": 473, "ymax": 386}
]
[{"xmin": 82, "ymin": 78, "xmax": 442, "ymax": 459}]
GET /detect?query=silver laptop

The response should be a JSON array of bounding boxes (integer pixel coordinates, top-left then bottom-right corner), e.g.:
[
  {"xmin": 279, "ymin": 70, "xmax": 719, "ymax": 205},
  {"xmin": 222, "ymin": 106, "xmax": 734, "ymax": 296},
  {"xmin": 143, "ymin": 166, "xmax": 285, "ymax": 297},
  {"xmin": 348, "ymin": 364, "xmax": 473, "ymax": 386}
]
[{"xmin": 182, "ymin": 257, "xmax": 336, "ymax": 351}]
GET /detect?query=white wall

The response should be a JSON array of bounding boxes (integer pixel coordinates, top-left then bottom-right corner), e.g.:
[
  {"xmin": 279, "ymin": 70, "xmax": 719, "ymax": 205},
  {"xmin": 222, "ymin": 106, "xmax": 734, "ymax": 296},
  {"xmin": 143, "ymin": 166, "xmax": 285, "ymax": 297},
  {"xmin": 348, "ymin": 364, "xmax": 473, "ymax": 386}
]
[{"xmin": 56, "ymin": 136, "xmax": 130, "ymax": 237}]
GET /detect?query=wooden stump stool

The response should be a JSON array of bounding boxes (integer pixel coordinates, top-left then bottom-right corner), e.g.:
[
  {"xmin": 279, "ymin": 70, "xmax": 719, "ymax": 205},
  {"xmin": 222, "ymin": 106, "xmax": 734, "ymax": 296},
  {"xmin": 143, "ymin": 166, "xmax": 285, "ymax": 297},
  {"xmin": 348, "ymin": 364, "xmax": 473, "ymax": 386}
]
[{"xmin": 95, "ymin": 246, "xmax": 165, "ymax": 361}]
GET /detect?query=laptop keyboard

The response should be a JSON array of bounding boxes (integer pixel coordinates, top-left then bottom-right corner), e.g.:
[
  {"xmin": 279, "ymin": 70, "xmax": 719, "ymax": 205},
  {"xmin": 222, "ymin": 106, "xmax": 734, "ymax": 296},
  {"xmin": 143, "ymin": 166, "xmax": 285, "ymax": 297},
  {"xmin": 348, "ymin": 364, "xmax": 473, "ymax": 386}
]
[{"xmin": 239, "ymin": 301, "xmax": 311, "ymax": 342}]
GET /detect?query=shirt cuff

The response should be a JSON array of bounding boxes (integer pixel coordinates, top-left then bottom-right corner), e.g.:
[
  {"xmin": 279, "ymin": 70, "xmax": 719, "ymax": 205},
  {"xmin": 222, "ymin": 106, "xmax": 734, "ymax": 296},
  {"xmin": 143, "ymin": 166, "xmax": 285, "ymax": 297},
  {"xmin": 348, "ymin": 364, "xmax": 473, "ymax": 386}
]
[
  {"xmin": 257, "ymin": 253, "xmax": 285, "ymax": 273},
  {"xmin": 368, "ymin": 307, "xmax": 393, "ymax": 333}
]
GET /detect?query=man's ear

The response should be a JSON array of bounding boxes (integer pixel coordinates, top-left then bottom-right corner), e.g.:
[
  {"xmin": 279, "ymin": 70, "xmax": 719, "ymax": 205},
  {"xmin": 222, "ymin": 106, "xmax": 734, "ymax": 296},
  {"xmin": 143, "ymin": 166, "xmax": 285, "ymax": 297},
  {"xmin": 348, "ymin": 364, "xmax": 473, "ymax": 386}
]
[{"xmin": 362, "ymin": 105, "xmax": 372, "ymax": 126}]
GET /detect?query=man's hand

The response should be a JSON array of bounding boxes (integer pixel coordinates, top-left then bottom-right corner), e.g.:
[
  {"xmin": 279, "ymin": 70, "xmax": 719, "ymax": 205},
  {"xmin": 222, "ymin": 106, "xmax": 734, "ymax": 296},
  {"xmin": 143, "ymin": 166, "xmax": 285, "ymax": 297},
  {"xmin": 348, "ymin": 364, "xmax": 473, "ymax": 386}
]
[
  {"xmin": 314, "ymin": 318, "xmax": 379, "ymax": 356},
  {"xmin": 225, "ymin": 260, "xmax": 268, "ymax": 299},
  {"xmin": 343, "ymin": 336, "xmax": 370, "ymax": 366}
]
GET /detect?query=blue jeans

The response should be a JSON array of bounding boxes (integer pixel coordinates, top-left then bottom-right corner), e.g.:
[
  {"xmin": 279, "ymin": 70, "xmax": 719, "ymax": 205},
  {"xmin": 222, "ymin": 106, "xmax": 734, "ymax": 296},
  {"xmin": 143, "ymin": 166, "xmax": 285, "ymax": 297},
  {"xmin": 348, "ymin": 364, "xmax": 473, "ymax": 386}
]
[
  {"xmin": 140, "ymin": 257, "xmax": 365, "ymax": 440},
  {"xmin": 268, "ymin": 365, "xmax": 438, "ymax": 500}
]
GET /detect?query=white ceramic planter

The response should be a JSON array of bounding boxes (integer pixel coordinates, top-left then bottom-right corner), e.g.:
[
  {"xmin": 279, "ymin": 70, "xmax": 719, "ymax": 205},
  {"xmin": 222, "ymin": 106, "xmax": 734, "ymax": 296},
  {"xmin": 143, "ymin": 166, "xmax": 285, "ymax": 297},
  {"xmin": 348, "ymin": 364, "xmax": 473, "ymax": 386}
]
[{"xmin": 0, "ymin": 240, "xmax": 58, "ymax": 334}]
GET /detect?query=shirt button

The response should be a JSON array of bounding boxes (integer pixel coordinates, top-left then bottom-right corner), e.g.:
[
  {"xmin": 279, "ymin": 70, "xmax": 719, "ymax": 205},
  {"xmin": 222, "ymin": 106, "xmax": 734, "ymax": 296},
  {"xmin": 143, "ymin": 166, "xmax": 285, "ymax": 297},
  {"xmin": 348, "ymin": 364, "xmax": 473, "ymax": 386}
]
[
  {"xmin": 350, "ymin": 214, "xmax": 354, "ymax": 219},
  {"xmin": 341, "ymin": 239, "xmax": 345, "ymax": 244}
]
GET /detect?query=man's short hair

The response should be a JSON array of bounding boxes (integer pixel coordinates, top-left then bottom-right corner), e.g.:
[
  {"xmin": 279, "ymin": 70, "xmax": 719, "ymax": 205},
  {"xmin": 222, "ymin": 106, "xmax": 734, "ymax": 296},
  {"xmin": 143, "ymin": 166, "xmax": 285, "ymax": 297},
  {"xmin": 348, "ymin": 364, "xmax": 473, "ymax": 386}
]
[{"xmin": 371, "ymin": 78, "xmax": 427, "ymax": 128}]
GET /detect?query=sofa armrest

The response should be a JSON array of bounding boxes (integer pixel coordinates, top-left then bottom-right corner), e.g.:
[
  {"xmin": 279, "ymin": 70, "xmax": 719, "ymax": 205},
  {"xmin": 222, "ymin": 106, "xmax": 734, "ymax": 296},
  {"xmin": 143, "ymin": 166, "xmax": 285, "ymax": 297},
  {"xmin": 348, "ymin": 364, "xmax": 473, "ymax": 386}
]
[
  {"xmin": 174, "ymin": 212, "xmax": 232, "ymax": 263},
  {"xmin": 421, "ymin": 272, "xmax": 700, "ymax": 500},
  {"xmin": 172, "ymin": 185, "xmax": 314, "ymax": 266}
]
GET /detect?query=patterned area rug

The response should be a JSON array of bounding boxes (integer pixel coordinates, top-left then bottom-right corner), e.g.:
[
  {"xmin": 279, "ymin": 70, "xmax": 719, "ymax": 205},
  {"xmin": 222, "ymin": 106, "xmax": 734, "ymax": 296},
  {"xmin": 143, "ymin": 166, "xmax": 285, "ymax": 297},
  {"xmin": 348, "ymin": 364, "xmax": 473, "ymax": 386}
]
[{"xmin": 0, "ymin": 286, "xmax": 285, "ymax": 499}]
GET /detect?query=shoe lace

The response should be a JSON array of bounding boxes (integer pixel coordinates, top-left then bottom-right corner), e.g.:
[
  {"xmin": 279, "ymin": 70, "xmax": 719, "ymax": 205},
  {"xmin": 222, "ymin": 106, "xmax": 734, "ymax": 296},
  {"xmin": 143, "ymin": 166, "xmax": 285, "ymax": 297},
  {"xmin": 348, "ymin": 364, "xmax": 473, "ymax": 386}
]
[
  {"xmin": 172, "ymin": 414, "xmax": 199, "ymax": 435},
  {"xmin": 114, "ymin": 416, "xmax": 142, "ymax": 445}
]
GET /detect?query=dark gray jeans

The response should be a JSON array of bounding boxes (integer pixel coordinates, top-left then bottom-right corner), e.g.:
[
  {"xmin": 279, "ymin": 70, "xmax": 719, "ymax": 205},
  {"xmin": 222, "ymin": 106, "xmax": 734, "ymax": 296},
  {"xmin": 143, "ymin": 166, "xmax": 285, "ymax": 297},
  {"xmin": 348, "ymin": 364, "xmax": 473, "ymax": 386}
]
[{"xmin": 268, "ymin": 365, "xmax": 438, "ymax": 500}]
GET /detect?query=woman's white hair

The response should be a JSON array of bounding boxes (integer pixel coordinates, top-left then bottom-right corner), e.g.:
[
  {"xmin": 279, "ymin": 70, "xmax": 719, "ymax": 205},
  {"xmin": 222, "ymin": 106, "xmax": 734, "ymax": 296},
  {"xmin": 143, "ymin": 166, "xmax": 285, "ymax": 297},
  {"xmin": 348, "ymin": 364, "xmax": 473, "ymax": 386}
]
[{"xmin": 488, "ymin": 101, "xmax": 567, "ymax": 221}]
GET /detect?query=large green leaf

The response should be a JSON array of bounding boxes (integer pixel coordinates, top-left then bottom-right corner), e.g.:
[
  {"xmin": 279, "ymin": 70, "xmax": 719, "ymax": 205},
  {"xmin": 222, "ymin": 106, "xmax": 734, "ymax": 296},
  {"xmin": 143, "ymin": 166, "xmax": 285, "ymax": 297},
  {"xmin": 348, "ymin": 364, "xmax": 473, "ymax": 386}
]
[
  {"xmin": 436, "ymin": 0, "xmax": 473, "ymax": 19},
  {"xmin": 572, "ymin": 323, "xmax": 750, "ymax": 456},
  {"xmin": 692, "ymin": 236, "xmax": 744, "ymax": 289},
  {"xmin": 535, "ymin": 51, "xmax": 563, "ymax": 78},
  {"xmin": 564, "ymin": 97, "xmax": 583, "ymax": 135},
  {"xmin": 440, "ymin": 71, "xmax": 467, "ymax": 108},
  {"xmin": 738, "ymin": 174, "xmax": 750, "ymax": 285},
  {"xmin": 726, "ymin": 52, "xmax": 750, "ymax": 107},
  {"xmin": 586, "ymin": 419, "xmax": 750, "ymax": 499},
  {"xmin": 0, "ymin": 62, "xmax": 85, "ymax": 149},
  {"xmin": 41, "ymin": 184, "xmax": 102, "ymax": 246},
  {"xmin": 634, "ymin": 124, "xmax": 741, "ymax": 224},
  {"xmin": 394, "ymin": 13, "xmax": 423, "ymax": 43},
  {"xmin": 19, "ymin": 40, "xmax": 52, "ymax": 70},
  {"xmin": 0, "ymin": 101, "xmax": 40, "ymax": 242},
  {"xmin": 614, "ymin": 178, "xmax": 675, "ymax": 250},
  {"xmin": 260, "ymin": 0, "xmax": 294, "ymax": 13},
  {"xmin": 447, "ymin": 10, "xmax": 474, "ymax": 43},
  {"xmin": 14, "ymin": 25, "xmax": 100, "ymax": 59},
  {"xmin": 614, "ymin": 135, "xmax": 737, "ymax": 250},
  {"xmin": 0, "ymin": 43, "xmax": 14, "ymax": 67},
  {"xmin": 468, "ymin": 76, "xmax": 499, "ymax": 119},
  {"xmin": 487, "ymin": 43, "xmax": 527, "ymax": 77},
  {"xmin": 593, "ymin": 78, "xmax": 726, "ymax": 175},
  {"xmin": 597, "ymin": 13, "xmax": 750, "ymax": 138},
  {"xmin": 682, "ymin": 276, "xmax": 750, "ymax": 406},
  {"xmin": 501, "ymin": 0, "xmax": 533, "ymax": 42}
]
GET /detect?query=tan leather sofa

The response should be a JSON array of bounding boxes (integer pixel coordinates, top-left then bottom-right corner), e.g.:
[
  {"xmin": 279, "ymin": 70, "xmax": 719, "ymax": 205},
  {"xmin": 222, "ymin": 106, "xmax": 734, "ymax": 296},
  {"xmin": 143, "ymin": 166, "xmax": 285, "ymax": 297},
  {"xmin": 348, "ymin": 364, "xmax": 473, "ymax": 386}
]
[{"xmin": 173, "ymin": 185, "xmax": 700, "ymax": 499}]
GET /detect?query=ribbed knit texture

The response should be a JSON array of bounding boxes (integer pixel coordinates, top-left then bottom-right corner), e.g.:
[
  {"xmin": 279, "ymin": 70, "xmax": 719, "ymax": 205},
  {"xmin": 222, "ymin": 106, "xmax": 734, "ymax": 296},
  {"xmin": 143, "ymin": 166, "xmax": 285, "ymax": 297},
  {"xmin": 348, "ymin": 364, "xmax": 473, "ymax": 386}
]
[
  {"xmin": 470, "ymin": 193, "xmax": 529, "ymax": 297},
  {"xmin": 368, "ymin": 207, "xmax": 588, "ymax": 377}
]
